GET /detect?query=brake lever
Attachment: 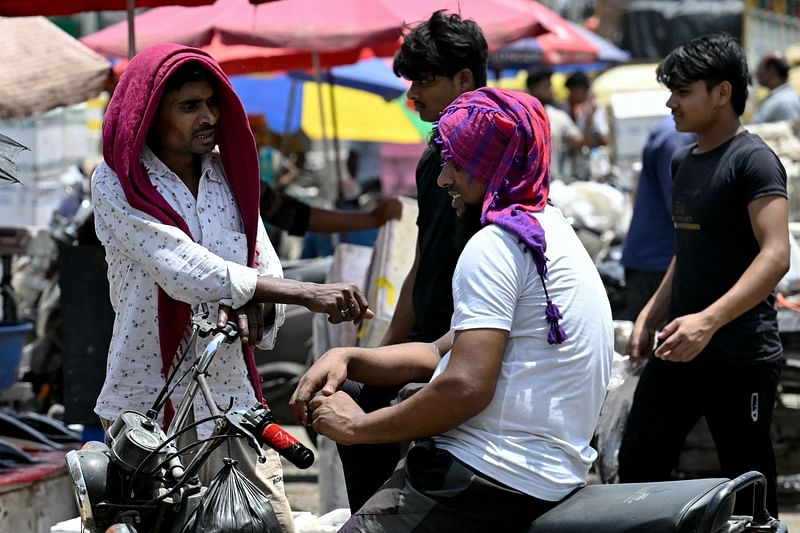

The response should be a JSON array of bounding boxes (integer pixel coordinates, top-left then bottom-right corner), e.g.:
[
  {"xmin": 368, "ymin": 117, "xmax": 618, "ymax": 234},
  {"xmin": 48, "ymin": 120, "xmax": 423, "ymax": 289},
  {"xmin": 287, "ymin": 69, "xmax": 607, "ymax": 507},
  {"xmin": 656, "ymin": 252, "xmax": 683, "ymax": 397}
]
[
  {"xmin": 223, "ymin": 411, "xmax": 267, "ymax": 464},
  {"xmin": 192, "ymin": 310, "xmax": 239, "ymax": 343}
]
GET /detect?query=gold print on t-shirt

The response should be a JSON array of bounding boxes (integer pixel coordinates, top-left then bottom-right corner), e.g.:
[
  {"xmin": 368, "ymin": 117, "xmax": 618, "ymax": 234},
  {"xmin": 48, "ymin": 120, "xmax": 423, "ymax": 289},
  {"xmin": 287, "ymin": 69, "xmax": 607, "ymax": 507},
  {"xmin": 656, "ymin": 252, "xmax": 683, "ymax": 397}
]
[{"xmin": 673, "ymin": 195, "xmax": 701, "ymax": 230}]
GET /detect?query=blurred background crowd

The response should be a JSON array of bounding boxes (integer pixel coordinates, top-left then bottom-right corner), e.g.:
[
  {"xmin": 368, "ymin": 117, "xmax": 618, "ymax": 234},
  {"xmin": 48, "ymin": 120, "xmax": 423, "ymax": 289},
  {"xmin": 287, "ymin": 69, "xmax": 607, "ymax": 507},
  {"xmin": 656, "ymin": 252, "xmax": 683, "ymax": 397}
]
[{"xmin": 5, "ymin": 0, "xmax": 800, "ymax": 529}]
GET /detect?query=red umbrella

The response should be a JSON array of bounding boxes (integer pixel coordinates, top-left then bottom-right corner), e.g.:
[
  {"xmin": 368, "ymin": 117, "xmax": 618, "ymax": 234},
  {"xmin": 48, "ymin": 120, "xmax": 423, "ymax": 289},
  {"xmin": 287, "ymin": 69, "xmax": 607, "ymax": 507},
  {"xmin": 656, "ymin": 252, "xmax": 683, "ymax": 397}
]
[
  {"xmin": 0, "ymin": 0, "xmax": 221, "ymax": 58},
  {"xmin": 110, "ymin": 35, "xmax": 401, "ymax": 76},
  {"xmin": 82, "ymin": 1, "xmax": 226, "ymax": 57},
  {"xmin": 0, "ymin": 0, "xmax": 213, "ymax": 16},
  {"xmin": 384, "ymin": 0, "xmax": 553, "ymax": 51},
  {"xmin": 0, "ymin": 0, "xmax": 280, "ymax": 15},
  {"xmin": 83, "ymin": 0, "xmax": 551, "ymax": 62},
  {"xmin": 82, "ymin": 0, "xmax": 404, "ymax": 59},
  {"xmin": 203, "ymin": 36, "xmax": 400, "ymax": 76},
  {"xmin": 216, "ymin": 0, "xmax": 549, "ymax": 51}
]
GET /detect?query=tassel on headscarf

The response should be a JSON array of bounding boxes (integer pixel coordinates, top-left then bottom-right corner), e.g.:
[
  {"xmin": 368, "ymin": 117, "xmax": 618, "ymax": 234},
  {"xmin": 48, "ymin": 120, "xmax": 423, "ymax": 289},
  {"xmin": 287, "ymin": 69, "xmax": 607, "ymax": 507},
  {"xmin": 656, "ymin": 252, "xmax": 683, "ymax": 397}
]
[{"xmin": 545, "ymin": 297, "xmax": 568, "ymax": 345}]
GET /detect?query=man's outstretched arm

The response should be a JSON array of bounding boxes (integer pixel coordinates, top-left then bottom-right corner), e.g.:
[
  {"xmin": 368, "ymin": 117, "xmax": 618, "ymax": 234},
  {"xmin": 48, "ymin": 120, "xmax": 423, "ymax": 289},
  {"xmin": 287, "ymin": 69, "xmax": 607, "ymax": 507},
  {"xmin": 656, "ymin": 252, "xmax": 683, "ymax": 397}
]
[{"xmin": 307, "ymin": 328, "xmax": 507, "ymax": 445}]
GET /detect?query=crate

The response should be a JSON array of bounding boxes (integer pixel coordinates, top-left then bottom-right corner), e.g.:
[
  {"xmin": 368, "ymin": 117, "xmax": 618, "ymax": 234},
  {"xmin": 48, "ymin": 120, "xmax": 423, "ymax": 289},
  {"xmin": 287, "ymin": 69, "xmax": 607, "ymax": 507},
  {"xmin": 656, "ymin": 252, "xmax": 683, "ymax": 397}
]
[{"xmin": 0, "ymin": 321, "xmax": 33, "ymax": 389}]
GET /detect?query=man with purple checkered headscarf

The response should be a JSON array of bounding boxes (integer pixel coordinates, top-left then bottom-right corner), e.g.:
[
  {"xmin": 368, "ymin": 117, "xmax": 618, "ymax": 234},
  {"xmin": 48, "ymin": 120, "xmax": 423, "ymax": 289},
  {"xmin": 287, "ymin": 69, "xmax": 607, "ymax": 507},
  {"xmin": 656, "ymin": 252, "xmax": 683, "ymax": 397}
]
[
  {"xmin": 290, "ymin": 87, "xmax": 614, "ymax": 532},
  {"xmin": 436, "ymin": 87, "xmax": 567, "ymax": 344}
]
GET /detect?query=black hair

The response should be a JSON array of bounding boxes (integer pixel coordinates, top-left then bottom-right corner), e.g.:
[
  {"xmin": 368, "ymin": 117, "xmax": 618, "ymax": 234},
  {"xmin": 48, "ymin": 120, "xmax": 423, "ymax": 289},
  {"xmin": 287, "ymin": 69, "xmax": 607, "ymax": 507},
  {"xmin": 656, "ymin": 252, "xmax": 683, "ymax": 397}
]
[
  {"xmin": 163, "ymin": 61, "xmax": 215, "ymax": 94},
  {"xmin": 763, "ymin": 55, "xmax": 790, "ymax": 81},
  {"xmin": 564, "ymin": 72, "xmax": 590, "ymax": 90},
  {"xmin": 393, "ymin": 10, "xmax": 488, "ymax": 88},
  {"xmin": 526, "ymin": 66, "xmax": 554, "ymax": 91},
  {"xmin": 656, "ymin": 33, "xmax": 749, "ymax": 116}
]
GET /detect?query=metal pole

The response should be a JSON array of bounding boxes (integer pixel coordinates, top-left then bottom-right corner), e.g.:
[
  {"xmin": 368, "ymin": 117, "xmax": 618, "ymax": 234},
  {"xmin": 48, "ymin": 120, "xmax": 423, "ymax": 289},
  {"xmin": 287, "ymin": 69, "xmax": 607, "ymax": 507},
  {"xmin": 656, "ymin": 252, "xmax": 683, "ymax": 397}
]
[
  {"xmin": 280, "ymin": 78, "xmax": 299, "ymax": 156},
  {"xmin": 126, "ymin": 0, "xmax": 136, "ymax": 59},
  {"xmin": 326, "ymin": 69, "xmax": 344, "ymax": 203},
  {"xmin": 312, "ymin": 51, "xmax": 333, "ymax": 203}
]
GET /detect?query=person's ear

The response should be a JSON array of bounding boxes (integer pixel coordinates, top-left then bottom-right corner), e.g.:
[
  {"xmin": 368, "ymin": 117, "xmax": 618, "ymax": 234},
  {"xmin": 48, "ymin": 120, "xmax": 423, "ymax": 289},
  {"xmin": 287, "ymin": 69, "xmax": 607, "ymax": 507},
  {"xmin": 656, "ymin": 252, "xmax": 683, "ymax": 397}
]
[
  {"xmin": 457, "ymin": 69, "xmax": 475, "ymax": 92},
  {"xmin": 715, "ymin": 80, "xmax": 732, "ymax": 109}
]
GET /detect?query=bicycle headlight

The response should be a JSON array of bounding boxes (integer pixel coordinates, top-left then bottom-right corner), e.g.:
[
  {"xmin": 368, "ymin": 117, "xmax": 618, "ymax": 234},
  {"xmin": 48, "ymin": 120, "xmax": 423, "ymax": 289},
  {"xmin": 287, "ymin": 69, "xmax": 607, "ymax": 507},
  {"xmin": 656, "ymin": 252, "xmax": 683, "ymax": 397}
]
[{"xmin": 65, "ymin": 441, "xmax": 114, "ymax": 532}]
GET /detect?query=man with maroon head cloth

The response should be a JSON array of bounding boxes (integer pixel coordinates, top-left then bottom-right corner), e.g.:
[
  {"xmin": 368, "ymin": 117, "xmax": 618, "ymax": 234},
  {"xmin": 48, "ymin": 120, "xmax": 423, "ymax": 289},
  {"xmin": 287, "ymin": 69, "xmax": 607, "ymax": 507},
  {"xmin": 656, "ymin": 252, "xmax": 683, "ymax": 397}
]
[{"xmin": 92, "ymin": 43, "xmax": 372, "ymax": 532}]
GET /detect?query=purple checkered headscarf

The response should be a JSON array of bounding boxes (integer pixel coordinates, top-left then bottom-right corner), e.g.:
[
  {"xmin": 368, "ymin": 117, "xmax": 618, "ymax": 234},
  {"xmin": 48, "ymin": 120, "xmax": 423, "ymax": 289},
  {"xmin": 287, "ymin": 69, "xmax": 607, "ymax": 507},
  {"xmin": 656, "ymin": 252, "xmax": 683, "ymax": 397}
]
[{"xmin": 436, "ymin": 87, "xmax": 566, "ymax": 344}]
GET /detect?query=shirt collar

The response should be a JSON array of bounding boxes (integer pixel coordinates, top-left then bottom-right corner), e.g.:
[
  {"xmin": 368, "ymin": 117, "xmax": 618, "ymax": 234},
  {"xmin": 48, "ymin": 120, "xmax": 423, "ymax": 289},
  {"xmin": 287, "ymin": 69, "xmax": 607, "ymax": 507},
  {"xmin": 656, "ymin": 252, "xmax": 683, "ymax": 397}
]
[{"xmin": 141, "ymin": 144, "xmax": 221, "ymax": 183}]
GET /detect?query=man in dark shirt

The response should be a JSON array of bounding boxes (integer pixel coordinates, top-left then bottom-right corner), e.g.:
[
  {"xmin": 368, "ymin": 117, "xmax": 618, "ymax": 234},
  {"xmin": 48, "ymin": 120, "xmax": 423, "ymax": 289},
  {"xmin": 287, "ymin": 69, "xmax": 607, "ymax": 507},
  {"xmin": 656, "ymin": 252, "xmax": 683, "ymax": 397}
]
[
  {"xmin": 335, "ymin": 9, "xmax": 489, "ymax": 512},
  {"xmin": 619, "ymin": 33, "xmax": 790, "ymax": 517}
]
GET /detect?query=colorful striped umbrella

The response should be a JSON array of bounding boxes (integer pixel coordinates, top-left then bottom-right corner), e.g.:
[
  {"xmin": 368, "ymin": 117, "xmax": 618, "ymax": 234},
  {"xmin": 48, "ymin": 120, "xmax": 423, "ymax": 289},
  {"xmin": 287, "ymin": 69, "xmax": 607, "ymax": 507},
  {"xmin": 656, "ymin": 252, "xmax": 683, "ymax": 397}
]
[
  {"xmin": 490, "ymin": 20, "xmax": 630, "ymax": 70},
  {"xmin": 232, "ymin": 75, "xmax": 431, "ymax": 144}
]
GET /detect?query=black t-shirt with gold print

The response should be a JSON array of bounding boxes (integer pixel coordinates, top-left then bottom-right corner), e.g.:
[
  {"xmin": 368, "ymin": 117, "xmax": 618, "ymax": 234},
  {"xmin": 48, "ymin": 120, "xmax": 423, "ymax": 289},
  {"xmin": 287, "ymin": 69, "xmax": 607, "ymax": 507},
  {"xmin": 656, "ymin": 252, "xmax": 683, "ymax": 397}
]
[{"xmin": 670, "ymin": 131, "xmax": 786, "ymax": 363}]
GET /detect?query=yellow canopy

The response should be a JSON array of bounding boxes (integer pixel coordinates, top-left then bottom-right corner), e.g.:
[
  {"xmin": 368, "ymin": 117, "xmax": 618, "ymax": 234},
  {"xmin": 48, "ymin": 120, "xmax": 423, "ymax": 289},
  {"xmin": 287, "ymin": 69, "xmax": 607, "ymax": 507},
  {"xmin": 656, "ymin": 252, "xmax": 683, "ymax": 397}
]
[
  {"xmin": 591, "ymin": 63, "xmax": 662, "ymax": 106},
  {"xmin": 301, "ymin": 83, "xmax": 429, "ymax": 144}
]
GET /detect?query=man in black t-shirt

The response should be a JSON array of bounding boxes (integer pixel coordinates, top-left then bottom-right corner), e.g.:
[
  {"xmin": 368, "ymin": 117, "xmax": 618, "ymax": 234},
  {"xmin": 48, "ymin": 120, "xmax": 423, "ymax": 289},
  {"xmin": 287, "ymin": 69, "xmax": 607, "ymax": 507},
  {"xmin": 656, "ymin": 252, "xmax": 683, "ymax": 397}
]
[
  {"xmin": 618, "ymin": 33, "xmax": 790, "ymax": 517},
  {"xmin": 333, "ymin": 10, "xmax": 489, "ymax": 512}
]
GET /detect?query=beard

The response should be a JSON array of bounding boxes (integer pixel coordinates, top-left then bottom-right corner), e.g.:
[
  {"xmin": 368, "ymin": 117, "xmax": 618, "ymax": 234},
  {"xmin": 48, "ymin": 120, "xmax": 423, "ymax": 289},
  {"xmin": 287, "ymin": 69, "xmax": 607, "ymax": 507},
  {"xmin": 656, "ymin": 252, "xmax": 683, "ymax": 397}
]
[{"xmin": 453, "ymin": 202, "xmax": 484, "ymax": 251}]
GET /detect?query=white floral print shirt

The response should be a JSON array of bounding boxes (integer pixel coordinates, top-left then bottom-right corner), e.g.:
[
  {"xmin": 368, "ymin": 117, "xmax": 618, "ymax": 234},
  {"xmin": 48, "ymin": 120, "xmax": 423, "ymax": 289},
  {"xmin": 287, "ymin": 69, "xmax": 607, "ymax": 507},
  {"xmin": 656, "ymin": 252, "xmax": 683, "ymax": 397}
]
[{"xmin": 92, "ymin": 146, "xmax": 284, "ymax": 436}]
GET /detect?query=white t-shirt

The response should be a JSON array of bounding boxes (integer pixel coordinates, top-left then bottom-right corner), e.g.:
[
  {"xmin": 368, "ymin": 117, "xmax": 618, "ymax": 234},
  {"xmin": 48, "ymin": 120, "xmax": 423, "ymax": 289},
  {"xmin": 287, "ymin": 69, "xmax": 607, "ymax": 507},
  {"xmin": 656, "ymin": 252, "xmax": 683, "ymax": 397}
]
[{"xmin": 431, "ymin": 206, "xmax": 613, "ymax": 501}]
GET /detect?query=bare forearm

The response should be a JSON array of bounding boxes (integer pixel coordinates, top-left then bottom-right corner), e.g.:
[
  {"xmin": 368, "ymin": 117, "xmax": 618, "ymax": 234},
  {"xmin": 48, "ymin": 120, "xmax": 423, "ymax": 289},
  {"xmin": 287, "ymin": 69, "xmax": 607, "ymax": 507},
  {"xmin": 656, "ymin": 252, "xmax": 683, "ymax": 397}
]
[
  {"xmin": 703, "ymin": 248, "xmax": 789, "ymax": 329},
  {"xmin": 307, "ymin": 207, "xmax": 380, "ymax": 233},
  {"xmin": 351, "ymin": 373, "xmax": 486, "ymax": 444},
  {"xmin": 342, "ymin": 342, "xmax": 440, "ymax": 387},
  {"xmin": 252, "ymin": 276, "xmax": 314, "ymax": 307}
]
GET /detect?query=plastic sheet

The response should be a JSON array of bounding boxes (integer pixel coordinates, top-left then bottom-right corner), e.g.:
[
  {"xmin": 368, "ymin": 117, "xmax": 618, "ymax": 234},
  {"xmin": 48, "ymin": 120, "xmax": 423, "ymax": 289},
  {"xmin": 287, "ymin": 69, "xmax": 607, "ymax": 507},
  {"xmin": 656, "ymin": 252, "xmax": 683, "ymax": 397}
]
[
  {"xmin": 595, "ymin": 353, "xmax": 644, "ymax": 483},
  {"xmin": 182, "ymin": 458, "xmax": 282, "ymax": 533}
]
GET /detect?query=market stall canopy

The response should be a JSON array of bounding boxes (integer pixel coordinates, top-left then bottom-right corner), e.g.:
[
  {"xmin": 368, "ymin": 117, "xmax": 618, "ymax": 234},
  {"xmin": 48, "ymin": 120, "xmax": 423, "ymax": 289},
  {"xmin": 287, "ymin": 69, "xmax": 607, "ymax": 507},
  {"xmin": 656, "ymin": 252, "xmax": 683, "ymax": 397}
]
[
  {"xmin": 108, "ymin": 34, "xmax": 400, "ymax": 76},
  {"xmin": 0, "ymin": 0, "xmax": 214, "ymax": 16},
  {"xmin": 82, "ymin": 0, "xmax": 399, "ymax": 58},
  {"xmin": 0, "ymin": 17, "xmax": 112, "ymax": 119},
  {"xmin": 216, "ymin": 0, "xmax": 551, "ymax": 52},
  {"xmin": 490, "ymin": 19, "xmax": 630, "ymax": 70},
  {"xmin": 82, "ymin": 0, "xmax": 551, "ymax": 60},
  {"xmin": 201, "ymin": 35, "xmax": 399, "ymax": 75}
]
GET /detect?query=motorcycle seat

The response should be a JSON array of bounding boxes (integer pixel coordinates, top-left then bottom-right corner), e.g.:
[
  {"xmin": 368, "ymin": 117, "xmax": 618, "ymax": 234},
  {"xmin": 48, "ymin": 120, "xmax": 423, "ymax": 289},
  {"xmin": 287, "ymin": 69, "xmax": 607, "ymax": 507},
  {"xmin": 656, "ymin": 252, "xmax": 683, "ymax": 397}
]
[{"xmin": 529, "ymin": 477, "xmax": 735, "ymax": 533}]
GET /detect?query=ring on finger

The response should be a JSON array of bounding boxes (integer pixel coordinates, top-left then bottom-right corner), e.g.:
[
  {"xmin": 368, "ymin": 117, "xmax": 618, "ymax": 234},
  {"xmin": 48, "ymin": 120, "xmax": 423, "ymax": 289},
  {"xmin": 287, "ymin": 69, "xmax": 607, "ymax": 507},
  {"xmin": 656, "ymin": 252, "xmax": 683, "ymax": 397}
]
[{"xmin": 339, "ymin": 308, "xmax": 349, "ymax": 318}]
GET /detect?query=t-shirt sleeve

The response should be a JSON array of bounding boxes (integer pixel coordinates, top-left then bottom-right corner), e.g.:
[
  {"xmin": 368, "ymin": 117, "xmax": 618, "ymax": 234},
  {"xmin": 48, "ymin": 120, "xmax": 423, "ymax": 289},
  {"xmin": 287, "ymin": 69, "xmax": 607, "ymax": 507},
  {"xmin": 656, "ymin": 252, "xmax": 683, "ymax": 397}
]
[
  {"xmin": 740, "ymin": 147, "xmax": 787, "ymax": 203},
  {"xmin": 260, "ymin": 185, "xmax": 311, "ymax": 236},
  {"xmin": 451, "ymin": 229, "xmax": 526, "ymax": 332}
]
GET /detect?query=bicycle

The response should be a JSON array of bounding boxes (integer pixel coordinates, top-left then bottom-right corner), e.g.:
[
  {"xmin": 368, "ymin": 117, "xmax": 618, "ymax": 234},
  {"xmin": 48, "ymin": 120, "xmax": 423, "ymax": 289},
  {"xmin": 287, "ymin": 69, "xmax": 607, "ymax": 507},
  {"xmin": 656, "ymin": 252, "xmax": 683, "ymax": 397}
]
[{"xmin": 65, "ymin": 309, "xmax": 314, "ymax": 532}]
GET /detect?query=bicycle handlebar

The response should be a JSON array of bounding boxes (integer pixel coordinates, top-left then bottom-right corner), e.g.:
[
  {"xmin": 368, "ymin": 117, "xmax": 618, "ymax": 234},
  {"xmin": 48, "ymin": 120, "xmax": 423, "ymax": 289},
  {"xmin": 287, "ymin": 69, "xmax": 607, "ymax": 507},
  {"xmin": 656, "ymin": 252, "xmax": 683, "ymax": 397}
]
[
  {"xmin": 235, "ymin": 404, "xmax": 315, "ymax": 469},
  {"xmin": 259, "ymin": 420, "xmax": 315, "ymax": 469}
]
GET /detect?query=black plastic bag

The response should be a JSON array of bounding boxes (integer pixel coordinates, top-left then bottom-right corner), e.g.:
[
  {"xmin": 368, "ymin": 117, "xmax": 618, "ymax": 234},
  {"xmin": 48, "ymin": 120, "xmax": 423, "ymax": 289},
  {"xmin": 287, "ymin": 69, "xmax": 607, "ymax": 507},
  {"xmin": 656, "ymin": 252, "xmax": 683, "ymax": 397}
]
[{"xmin": 182, "ymin": 458, "xmax": 283, "ymax": 533}]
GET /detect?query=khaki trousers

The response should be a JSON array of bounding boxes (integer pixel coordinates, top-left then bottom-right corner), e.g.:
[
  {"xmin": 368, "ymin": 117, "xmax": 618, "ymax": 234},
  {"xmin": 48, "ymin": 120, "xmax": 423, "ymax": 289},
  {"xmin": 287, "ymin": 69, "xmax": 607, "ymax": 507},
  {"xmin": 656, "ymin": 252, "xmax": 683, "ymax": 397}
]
[{"xmin": 101, "ymin": 414, "xmax": 296, "ymax": 533}]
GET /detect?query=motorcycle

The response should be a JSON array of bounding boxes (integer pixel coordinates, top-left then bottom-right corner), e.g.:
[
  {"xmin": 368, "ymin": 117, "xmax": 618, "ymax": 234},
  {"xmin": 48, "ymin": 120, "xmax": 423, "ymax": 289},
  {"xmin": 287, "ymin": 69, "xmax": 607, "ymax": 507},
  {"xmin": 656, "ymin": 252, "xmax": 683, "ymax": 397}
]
[
  {"xmin": 64, "ymin": 309, "xmax": 788, "ymax": 533},
  {"xmin": 64, "ymin": 310, "xmax": 315, "ymax": 533}
]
